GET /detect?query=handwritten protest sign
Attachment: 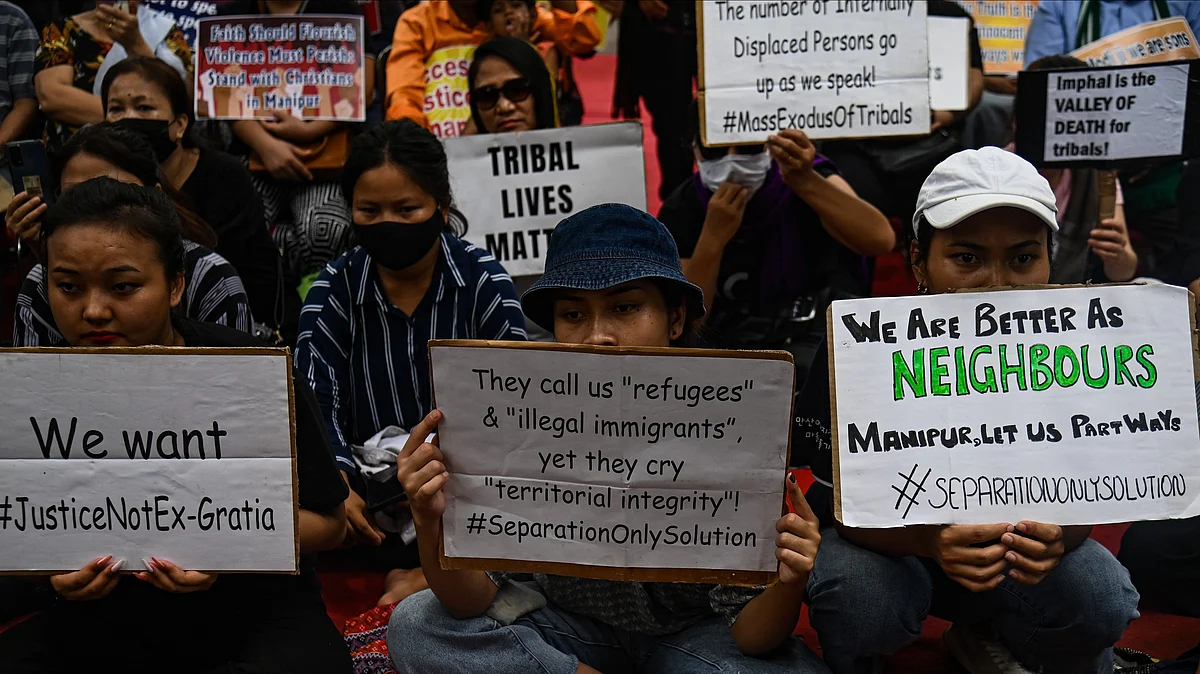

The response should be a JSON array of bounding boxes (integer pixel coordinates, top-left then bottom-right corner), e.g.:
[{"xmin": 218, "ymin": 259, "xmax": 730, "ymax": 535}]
[
  {"xmin": 445, "ymin": 123, "xmax": 646, "ymax": 277},
  {"xmin": 1014, "ymin": 60, "xmax": 1200, "ymax": 168},
  {"xmin": 196, "ymin": 14, "xmax": 365, "ymax": 121},
  {"xmin": 957, "ymin": 0, "xmax": 1037, "ymax": 74},
  {"xmin": 828, "ymin": 285, "xmax": 1200, "ymax": 528},
  {"xmin": 928, "ymin": 16, "xmax": 970, "ymax": 111},
  {"xmin": 697, "ymin": 0, "xmax": 930, "ymax": 144},
  {"xmin": 430, "ymin": 341, "xmax": 794, "ymax": 583},
  {"xmin": 1071, "ymin": 17, "xmax": 1200, "ymax": 67},
  {"xmin": 0, "ymin": 349, "xmax": 298, "ymax": 573}
]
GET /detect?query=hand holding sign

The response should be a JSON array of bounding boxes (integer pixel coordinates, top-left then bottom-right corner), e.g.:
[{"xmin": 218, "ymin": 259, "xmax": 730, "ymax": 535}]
[
  {"xmin": 95, "ymin": 4, "xmax": 148, "ymax": 55},
  {"xmin": 775, "ymin": 475, "xmax": 820, "ymax": 585},
  {"xmin": 136, "ymin": 558, "xmax": 217, "ymax": 594},
  {"xmin": 51, "ymin": 555, "xmax": 123, "ymax": 601},
  {"xmin": 396, "ymin": 410, "xmax": 448, "ymax": 529},
  {"xmin": 767, "ymin": 130, "xmax": 817, "ymax": 191},
  {"xmin": 928, "ymin": 523, "xmax": 1011, "ymax": 592},
  {"xmin": 1001, "ymin": 521, "xmax": 1065, "ymax": 586}
]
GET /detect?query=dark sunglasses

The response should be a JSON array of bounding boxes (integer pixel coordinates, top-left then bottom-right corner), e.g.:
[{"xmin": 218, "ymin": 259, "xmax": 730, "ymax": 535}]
[
  {"xmin": 696, "ymin": 143, "xmax": 765, "ymax": 161},
  {"xmin": 471, "ymin": 78, "xmax": 533, "ymax": 111}
]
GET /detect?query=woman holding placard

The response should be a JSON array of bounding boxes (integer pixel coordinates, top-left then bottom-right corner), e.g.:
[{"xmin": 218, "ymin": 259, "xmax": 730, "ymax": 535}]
[
  {"xmin": 0, "ymin": 178, "xmax": 352, "ymax": 673},
  {"xmin": 296, "ymin": 119, "xmax": 527, "ymax": 606},
  {"xmin": 794, "ymin": 147, "xmax": 1140, "ymax": 673},
  {"xmin": 8, "ymin": 123, "xmax": 253, "ymax": 346},
  {"xmin": 387, "ymin": 204, "xmax": 831, "ymax": 674}
]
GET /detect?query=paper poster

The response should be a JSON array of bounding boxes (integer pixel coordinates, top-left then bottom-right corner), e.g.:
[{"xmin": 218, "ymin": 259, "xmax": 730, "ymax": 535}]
[
  {"xmin": 928, "ymin": 16, "xmax": 971, "ymax": 111},
  {"xmin": 1042, "ymin": 62, "xmax": 1188, "ymax": 163},
  {"xmin": 423, "ymin": 44, "xmax": 477, "ymax": 138},
  {"xmin": 0, "ymin": 350, "xmax": 298, "ymax": 572},
  {"xmin": 698, "ymin": 0, "xmax": 930, "ymax": 144},
  {"xmin": 195, "ymin": 14, "xmax": 365, "ymax": 121},
  {"xmin": 445, "ymin": 122, "xmax": 647, "ymax": 277},
  {"xmin": 430, "ymin": 341, "xmax": 795, "ymax": 582},
  {"xmin": 956, "ymin": 0, "xmax": 1037, "ymax": 74},
  {"xmin": 1071, "ymin": 17, "xmax": 1200, "ymax": 68},
  {"xmin": 829, "ymin": 285, "xmax": 1200, "ymax": 528},
  {"xmin": 144, "ymin": 0, "xmax": 220, "ymax": 47}
]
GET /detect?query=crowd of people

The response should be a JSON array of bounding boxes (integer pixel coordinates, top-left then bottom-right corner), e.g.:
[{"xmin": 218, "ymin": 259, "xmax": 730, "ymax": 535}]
[{"xmin": 0, "ymin": 1, "xmax": 1196, "ymax": 673}]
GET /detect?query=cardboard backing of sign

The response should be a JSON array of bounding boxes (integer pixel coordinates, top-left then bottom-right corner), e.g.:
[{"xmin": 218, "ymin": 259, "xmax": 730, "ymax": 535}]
[
  {"xmin": 828, "ymin": 283, "xmax": 1200, "ymax": 525},
  {"xmin": 1014, "ymin": 59, "xmax": 1200, "ymax": 169},
  {"xmin": 0, "ymin": 346, "xmax": 300, "ymax": 575},
  {"xmin": 430, "ymin": 339, "xmax": 795, "ymax": 586}
]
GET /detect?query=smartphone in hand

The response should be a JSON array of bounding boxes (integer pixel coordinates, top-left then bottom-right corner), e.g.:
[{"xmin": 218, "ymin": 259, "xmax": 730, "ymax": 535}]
[{"xmin": 5, "ymin": 140, "xmax": 55, "ymax": 206}]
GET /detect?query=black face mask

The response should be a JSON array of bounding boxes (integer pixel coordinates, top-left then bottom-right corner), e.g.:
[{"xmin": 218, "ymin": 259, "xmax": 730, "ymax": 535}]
[
  {"xmin": 353, "ymin": 209, "xmax": 445, "ymax": 271},
  {"xmin": 112, "ymin": 118, "xmax": 178, "ymax": 162}
]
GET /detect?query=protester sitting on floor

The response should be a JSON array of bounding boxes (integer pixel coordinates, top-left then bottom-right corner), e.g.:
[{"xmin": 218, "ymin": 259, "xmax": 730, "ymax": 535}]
[
  {"xmin": 0, "ymin": 177, "xmax": 351, "ymax": 674},
  {"xmin": 794, "ymin": 148, "xmax": 1140, "ymax": 674},
  {"xmin": 466, "ymin": 36, "xmax": 560, "ymax": 340},
  {"xmin": 296, "ymin": 119, "xmax": 526, "ymax": 607},
  {"xmin": 219, "ymin": 0, "xmax": 372, "ymax": 281},
  {"xmin": 387, "ymin": 203, "xmax": 830, "ymax": 674},
  {"xmin": 101, "ymin": 56, "xmax": 296, "ymax": 343},
  {"xmin": 385, "ymin": 0, "xmax": 598, "ymax": 137},
  {"xmin": 7, "ymin": 123, "xmax": 251, "ymax": 345},
  {"xmin": 1024, "ymin": 0, "xmax": 1200, "ymax": 281},
  {"xmin": 660, "ymin": 105, "xmax": 892, "ymax": 383},
  {"xmin": 1009, "ymin": 55, "xmax": 1137, "ymax": 284}
]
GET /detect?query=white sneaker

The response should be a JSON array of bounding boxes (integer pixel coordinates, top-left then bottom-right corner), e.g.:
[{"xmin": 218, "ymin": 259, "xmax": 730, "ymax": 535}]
[{"xmin": 943, "ymin": 623, "xmax": 1036, "ymax": 674}]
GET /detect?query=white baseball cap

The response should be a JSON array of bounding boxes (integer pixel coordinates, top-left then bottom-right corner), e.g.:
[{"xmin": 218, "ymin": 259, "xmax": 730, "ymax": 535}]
[{"xmin": 912, "ymin": 147, "xmax": 1058, "ymax": 237}]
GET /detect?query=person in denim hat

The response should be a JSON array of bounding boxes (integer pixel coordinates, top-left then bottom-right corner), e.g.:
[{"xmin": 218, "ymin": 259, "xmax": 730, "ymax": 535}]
[{"xmin": 388, "ymin": 204, "xmax": 830, "ymax": 674}]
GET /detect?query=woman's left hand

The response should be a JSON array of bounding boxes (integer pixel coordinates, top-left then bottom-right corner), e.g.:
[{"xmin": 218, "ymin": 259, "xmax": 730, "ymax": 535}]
[
  {"xmin": 95, "ymin": 5, "xmax": 150, "ymax": 55},
  {"xmin": 136, "ymin": 558, "xmax": 217, "ymax": 593},
  {"xmin": 767, "ymin": 130, "xmax": 818, "ymax": 191},
  {"xmin": 262, "ymin": 111, "xmax": 318, "ymax": 143},
  {"xmin": 776, "ymin": 474, "xmax": 821, "ymax": 585},
  {"xmin": 1001, "ymin": 521, "xmax": 1065, "ymax": 586}
]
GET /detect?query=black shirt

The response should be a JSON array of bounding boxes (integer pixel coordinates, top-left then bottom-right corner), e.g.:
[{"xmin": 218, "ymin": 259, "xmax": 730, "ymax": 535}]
[{"xmin": 180, "ymin": 148, "xmax": 296, "ymax": 337}]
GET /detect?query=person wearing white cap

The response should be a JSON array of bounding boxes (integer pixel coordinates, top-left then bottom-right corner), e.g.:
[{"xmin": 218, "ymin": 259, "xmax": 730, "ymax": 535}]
[{"xmin": 794, "ymin": 148, "xmax": 1141, "ymax": 674}]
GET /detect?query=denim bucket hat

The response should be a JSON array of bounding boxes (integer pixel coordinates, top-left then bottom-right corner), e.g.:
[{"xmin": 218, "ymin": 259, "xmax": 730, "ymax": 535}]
[{"xmin": 521, "ymin": 203, "xmax": 706, "ymax": 331}]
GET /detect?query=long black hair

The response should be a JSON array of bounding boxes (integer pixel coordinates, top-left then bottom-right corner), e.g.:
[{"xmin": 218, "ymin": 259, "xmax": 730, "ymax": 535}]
[
  {"xmin": 341, "ymin": 119, "xmax": 467, "ymax": 236},
  {"xmin": 467, "ymin": 37, "xmax": 558, "ymax": 132},
  {"xmin": 56, "ymin": 124, "xmax": 218, "ymax": 248},
  {"xmin": 41, "ymin": 176, "xmax": 187, "ymax": 284}
]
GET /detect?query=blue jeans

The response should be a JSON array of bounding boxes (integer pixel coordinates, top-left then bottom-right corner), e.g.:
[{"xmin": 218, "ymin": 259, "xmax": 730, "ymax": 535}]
[
  {"xmin": 388, "ymin": 588, "xmax": 830, "ymax": 674},
  {"xmin": 807, "ymin": 528, "xmax": 1140, "ymax": 674}
]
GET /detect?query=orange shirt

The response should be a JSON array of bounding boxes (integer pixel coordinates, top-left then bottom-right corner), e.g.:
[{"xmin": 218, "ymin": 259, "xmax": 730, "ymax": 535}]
[{"xmin": 385, "ymin": 1, "xmax": 599, "ymax": 138}]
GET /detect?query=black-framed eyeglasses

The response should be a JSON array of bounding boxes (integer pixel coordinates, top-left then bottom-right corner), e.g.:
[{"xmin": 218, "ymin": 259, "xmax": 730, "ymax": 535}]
[
  {"xmin": 471, "ymin": 78, "xmax": 533, "ymax": 111},
  {"xmin": 696, "ymin": 143, "xmax": 765, "ymax": 161}
]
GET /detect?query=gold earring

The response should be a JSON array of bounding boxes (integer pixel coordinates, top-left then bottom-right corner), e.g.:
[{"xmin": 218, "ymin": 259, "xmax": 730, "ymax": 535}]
[{"xmin": 916, "ymin": 281, "xmax": 928, "ymax": 295}]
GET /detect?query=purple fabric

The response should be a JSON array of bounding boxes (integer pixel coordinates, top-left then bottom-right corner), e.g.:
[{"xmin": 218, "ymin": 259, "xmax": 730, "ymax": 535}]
[{"xmin": 692, "ymin": 159, "xmax": 832, "ymax": 303}]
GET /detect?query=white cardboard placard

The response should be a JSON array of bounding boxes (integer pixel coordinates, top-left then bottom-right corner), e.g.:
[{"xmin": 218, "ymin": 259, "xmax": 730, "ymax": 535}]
[
  {"xmin": 928, "ymin": 16, "xmax": 971, "ymax": 111},
  {"xmin": 698, "ymin": 0, "xmax": 931, "ymax": 143},
  {"xmin": 1042, "ymin": 63, "xmax": 1188, "ymax": 163},
  {"xmin": 0, "ymin": 350, "xmax": 298, "ymax": 572},
  {"xmin": 430, "ymin": 341, "xmax": 794, "ymax": 581},
  {"xmin": 829, "ymin": 285, "xmax": 1200, "ymax": 528},
  {"xmin": 445, "ymin": 122, "xmax": 647, "ymax": 278}
]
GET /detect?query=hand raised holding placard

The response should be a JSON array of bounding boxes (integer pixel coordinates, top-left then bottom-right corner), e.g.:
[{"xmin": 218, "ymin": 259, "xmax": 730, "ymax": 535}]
[
  {"xmin": 776, "ymin": 475, "xmax": 821, "ymax": 585},
  {"xmin": 50, "ymin": 555, "xmax": 124, "ymax": 601},
  {"xmin": 766, "ymin": 130, "xmax": 817, "ymax": 190},
  {"xmin": 396, "ymin": 410, "xmax": 448, "ymax": 528}
]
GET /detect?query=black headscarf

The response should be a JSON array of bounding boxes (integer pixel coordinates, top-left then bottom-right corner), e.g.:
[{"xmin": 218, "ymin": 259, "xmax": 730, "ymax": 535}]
[{"xmin": 467, "ymin": 37, "xmax": 558, "ymax": 133}]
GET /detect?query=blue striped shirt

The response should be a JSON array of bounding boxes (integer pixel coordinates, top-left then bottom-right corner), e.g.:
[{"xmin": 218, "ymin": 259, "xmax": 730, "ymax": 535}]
[
  {"xmin": 0, "ymin": 1, "xmax": 37, "ymax": 122},
  {"xmin": 297, "ymin": 233, "xmax": 527, "ymax": 473}
]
